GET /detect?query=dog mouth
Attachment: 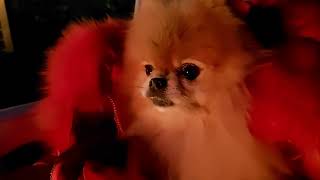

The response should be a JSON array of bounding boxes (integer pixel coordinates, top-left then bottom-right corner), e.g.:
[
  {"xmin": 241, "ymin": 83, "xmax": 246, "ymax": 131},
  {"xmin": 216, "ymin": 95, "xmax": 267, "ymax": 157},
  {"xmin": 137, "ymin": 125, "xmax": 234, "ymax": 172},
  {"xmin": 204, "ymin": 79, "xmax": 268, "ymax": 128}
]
[{"xmin": 149, "ymin": 96, "xmax": 174, "ymax": 107}]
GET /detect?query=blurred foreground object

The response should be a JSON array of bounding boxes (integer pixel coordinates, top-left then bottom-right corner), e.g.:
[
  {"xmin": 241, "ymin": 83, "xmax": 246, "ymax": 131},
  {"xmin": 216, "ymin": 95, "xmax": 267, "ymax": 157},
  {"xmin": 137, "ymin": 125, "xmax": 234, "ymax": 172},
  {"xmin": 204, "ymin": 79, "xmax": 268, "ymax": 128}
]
[{"xmin": 0, "ymin": 0, "xmax": 14, "ymax": 52}]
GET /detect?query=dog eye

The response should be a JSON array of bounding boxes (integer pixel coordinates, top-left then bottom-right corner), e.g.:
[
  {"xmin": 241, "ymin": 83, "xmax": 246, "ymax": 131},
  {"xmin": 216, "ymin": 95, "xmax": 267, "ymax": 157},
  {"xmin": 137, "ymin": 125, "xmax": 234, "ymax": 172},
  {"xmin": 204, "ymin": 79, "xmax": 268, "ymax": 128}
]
[
  {"xmin": 145, "ymin": 64, "xmax": 153, "ymax": 76},
  {"xmin": 179, "ymin": 63, "xmax": 200, "ymax": 81}
]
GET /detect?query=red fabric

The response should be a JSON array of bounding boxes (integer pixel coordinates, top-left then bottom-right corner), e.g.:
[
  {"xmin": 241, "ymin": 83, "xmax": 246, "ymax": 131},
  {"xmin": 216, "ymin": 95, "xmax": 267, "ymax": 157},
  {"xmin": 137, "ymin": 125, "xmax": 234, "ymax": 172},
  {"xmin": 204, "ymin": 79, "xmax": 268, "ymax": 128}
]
[
  {"xmin": 247, "ymin": 38, "xmax": 320, "ymax": 180},
  {"xmin": 230, "ymin": 0, "xmax": 320, "ymax": 42},
  {"xmin": 282, "ymin": 1, "xmax": 320, "ymax": 41},
  {"xmin": 247, "ymin": 61, "xmax": 320, "ymax": 179},
  {"xmin": 233, "ymin": 1, "xmax": 320, "ymax": 178}
]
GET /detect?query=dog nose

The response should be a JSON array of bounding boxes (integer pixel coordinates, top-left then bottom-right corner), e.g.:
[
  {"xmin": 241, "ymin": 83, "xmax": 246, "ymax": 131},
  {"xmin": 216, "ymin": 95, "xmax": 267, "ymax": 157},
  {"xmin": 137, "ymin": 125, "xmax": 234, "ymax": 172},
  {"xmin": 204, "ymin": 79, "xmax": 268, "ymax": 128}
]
[{"xmin": 149, "ymin": 77, "xmax": 167, "ymax": 90}]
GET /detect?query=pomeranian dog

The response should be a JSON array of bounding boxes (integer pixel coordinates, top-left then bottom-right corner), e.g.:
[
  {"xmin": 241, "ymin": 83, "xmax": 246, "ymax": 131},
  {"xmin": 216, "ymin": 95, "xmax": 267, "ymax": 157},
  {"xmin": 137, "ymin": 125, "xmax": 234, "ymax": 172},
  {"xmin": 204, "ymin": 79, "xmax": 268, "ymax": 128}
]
[
  {"xmin": 111, "ymin": 0, "xmax": 288, "ymax": 179},
  {"xmin": 34, "ymin": 0, "xmax": 291, "ymax": 179}
]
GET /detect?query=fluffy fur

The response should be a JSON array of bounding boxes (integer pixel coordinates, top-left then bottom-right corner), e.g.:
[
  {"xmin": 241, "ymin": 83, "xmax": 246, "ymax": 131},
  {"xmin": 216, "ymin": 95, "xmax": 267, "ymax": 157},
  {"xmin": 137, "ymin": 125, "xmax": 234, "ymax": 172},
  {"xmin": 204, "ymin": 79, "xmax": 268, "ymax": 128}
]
[{"xmin": 35, "ymin": 19, "xmax": 127, "ymax": 152}]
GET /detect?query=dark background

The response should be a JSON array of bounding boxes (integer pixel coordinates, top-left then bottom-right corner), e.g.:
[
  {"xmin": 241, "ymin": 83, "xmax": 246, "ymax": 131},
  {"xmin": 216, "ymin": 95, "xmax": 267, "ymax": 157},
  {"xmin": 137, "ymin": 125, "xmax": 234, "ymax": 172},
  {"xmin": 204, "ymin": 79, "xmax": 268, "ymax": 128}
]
[{"xmin": 0, "ymin": 0, "xmax": 135, "ymax": 109}]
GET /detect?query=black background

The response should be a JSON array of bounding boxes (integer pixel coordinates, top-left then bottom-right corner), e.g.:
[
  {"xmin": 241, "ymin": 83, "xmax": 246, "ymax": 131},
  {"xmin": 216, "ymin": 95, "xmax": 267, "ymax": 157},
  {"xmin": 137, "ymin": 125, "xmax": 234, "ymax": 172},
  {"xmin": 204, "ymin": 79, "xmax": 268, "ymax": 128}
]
[{"xmin": 0, "ymin": 0, "xmax": 135, "ymax": 108}]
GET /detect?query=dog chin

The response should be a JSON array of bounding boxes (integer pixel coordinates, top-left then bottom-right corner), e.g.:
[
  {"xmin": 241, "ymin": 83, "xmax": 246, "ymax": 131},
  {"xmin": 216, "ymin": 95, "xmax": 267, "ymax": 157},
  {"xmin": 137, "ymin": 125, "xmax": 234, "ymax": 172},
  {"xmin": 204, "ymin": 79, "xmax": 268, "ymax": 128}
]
[{"xmin": 149, "ymin": 96, "xmax": 174, "ymax": 107}]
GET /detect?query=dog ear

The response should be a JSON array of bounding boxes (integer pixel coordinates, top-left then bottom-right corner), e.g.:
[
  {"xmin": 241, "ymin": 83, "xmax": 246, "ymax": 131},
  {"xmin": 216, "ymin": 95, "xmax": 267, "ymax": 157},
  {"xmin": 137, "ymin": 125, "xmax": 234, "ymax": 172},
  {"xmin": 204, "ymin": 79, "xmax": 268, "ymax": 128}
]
[{"xmin": 36, "ymin": 19, "xmax": 128, "ymax": 152}]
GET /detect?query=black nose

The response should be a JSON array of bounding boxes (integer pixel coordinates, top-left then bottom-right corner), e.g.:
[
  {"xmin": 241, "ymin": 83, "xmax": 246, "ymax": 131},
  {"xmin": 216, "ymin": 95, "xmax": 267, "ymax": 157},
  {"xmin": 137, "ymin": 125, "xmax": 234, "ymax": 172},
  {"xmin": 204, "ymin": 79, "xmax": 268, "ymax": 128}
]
[{"xmin": 149, "ymin": 77, "xmax": 167, "ymax": 90}]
